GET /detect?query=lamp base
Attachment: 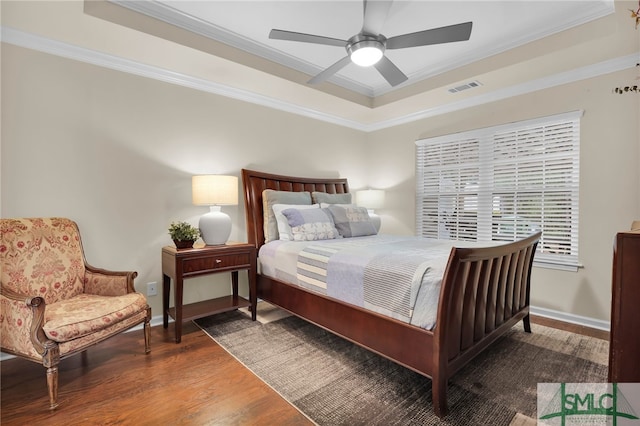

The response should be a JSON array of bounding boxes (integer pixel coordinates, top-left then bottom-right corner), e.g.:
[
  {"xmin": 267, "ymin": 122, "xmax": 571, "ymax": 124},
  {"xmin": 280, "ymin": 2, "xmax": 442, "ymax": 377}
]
[{"xmin": 199, "ymin": 206, "xmax": 231, "ymax": 245}]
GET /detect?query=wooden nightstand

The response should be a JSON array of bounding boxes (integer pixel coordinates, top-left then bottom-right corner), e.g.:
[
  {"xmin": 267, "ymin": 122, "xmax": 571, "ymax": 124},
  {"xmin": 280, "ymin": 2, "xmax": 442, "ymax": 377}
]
[{"xmin": 162, "ymin": 242, "xmax": 257, "ymax": 343}]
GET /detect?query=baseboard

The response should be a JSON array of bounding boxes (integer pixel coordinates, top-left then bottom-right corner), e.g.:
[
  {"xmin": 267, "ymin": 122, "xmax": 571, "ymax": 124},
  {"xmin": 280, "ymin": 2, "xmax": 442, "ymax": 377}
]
[
  {"xmin": 0, "ymin": 352, "xmax": 15, "ymax": 361},
  {"xmin": 131, "ymin": 314, "xmax": 168, "ymax": 330},
  {"xmin": 530, "ymin": 305, "xmax": 610, "ymax": 331}
]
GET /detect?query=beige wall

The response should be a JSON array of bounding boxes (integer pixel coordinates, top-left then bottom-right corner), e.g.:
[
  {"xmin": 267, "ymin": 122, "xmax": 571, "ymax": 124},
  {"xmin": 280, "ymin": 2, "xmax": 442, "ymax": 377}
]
[
  {"xmin": 368, "ymin": 67, "xmax": 640, "ymax": 322},
  {"xmin": 2, "ymin": 43, "xmax": 639, "ymax": 325},
  {"xmin": 0, "ymin": 44, "xmax": 368, "ymax": 316}
]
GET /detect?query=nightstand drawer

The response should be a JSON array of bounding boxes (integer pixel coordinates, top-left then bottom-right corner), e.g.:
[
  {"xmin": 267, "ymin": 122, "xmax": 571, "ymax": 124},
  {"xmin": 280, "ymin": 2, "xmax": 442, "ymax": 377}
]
[{"xmin": 182, "ymin": 253, "xmax": 250, "ymax": 273}]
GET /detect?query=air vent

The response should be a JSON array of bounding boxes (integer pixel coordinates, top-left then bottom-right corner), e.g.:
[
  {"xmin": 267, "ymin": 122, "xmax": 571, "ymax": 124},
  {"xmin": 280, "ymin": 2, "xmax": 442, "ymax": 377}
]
[{"xmin": 448, "ymin": 80, "xmax": 482, "ymax": 94}]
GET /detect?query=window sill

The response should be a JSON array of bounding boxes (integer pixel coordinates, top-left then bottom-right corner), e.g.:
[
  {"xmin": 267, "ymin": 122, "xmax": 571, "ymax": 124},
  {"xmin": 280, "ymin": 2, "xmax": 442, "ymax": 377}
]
[{"xmin": 533, "ymin": 261, "xmax": 582, "ymax": 272}]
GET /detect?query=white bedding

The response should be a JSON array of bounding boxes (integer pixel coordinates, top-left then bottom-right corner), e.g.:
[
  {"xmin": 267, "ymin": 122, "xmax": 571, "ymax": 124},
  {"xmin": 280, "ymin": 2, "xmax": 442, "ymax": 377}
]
[{"xmin": 258, "ymin": 234, "xmax": 492, "ymax": 330}]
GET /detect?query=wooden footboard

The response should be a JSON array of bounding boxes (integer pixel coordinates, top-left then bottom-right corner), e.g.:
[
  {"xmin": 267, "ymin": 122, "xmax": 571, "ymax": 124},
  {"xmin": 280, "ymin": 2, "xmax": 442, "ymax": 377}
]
[
  {"xmin": 241, "ymin": 168, "xmax": 540, "ymax": 418},
  {"xmin": 432, "ymin": 232, "xmax": 540, "ymax": 416}
]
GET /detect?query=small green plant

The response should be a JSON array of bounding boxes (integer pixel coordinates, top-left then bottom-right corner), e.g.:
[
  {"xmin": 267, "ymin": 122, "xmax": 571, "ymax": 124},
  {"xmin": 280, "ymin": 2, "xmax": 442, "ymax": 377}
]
[{"xmin": 168, "ymin": 221, "xmax": 200, "ymax": 242}]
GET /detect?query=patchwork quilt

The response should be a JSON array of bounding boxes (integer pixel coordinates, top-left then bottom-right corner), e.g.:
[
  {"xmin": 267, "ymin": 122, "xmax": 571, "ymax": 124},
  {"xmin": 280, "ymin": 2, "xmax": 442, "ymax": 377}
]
[{"xmin": 259, "ymin": 235, "xmax": 480, "ymax": 330}]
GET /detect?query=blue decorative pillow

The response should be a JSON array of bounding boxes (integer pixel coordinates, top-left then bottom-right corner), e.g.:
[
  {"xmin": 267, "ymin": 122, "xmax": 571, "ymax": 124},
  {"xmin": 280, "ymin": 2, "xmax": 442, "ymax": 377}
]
[
  {"xmin": 312, "ymin": 191, "xmax": 352, "ymax": 205},
  {"xmin": 282, "ymin": 208, "xmax": 340, "ymax": 241},
  {"xmin": 327, "ymin": 205, "xmax": 377, "ymax": 238}
]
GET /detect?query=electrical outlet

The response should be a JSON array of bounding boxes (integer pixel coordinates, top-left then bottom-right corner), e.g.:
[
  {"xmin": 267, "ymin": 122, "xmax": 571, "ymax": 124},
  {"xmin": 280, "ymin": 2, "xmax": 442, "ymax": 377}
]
[{"xmin": 147, "ymin": 282, "xmax": 157, "ymax": 296}]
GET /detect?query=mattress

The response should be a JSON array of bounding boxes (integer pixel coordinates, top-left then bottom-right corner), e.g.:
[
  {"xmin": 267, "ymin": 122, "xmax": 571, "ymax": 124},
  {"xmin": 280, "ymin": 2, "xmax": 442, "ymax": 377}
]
[{"xmin": 258, "ymin": 234, "xmax": 490, "ymax": 330}]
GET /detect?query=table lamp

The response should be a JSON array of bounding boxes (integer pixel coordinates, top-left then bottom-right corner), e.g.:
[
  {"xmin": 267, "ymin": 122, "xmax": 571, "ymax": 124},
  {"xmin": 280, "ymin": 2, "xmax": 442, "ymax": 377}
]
[
  {"xmin": 356, "ymin": 189, "xmax": 385, "ymax": 232},
  {"xmin": 192, "ymin": 175, "xmax": 238, "ymax": 245}
]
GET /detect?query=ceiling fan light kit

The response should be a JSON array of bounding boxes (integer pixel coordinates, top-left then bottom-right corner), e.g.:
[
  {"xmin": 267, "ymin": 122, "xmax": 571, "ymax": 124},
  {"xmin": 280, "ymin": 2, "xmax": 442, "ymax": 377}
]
[
  {"xmin": 347, "ymin": 35, "xmax": 385, "ymax": 67},
  {"xmin": 269, "ymin": 0, "xmax": 472, "ymax": 87}
]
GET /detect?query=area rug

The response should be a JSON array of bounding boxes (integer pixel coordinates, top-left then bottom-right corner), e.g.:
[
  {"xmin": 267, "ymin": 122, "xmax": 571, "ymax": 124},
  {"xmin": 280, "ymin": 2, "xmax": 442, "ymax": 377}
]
[{"xmin": 195, "ymin": 303, "xmax": 608, "ymax": 426}]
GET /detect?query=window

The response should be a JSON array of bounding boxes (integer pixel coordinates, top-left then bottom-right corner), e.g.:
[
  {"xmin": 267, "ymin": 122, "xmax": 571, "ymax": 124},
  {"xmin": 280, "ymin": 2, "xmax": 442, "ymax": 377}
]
[{"xmin": 415, "ymin": 111, "xmax": 581, "ymax": 270}]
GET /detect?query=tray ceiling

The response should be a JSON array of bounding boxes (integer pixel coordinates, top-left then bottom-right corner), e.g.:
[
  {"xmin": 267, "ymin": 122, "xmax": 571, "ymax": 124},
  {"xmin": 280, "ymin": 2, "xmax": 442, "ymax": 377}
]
[{"xmin": 109, "ymin": 0, "xmax": 615, "ymax": 101}]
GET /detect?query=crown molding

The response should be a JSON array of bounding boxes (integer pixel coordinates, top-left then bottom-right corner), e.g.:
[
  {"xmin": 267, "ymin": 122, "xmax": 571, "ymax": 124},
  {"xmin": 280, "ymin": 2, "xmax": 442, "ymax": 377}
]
[
  {"xmin": 0, "ymin": 26, "xmax": 368, "ymax": 131},
  {"xmin": 1, "ymin": 26, "xmax": 637, "ymax": 133},
  {"xmin": 368, "ymin": 53, "xmax": 638, "ymax": 132}
]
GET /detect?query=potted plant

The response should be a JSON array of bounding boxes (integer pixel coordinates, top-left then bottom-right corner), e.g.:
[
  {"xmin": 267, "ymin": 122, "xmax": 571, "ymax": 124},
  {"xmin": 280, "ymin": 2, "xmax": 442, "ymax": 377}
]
[{"xmin": 168, "ymin": 221, "xmax": 200, "ymax": 249}]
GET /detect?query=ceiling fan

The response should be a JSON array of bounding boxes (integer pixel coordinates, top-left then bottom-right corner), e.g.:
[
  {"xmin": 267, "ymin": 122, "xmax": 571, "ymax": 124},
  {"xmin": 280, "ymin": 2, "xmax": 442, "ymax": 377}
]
[{"xmin": 269, "ymin": 0, "xmax": 473, "ymax": 87}]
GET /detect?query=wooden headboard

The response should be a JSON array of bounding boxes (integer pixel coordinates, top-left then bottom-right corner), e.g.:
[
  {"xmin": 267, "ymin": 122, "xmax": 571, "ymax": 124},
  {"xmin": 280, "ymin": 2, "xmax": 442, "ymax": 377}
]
[{"xmin": 241, "ymin": 169, "xmax": 350, "ymax": 249}]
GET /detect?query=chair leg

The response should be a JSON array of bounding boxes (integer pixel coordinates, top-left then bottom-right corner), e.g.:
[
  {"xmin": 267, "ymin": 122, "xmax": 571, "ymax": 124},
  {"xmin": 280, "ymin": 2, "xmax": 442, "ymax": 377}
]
[
  {"xmin": 143, "ymin": 307, "xmax": 151, "ymax": 354},
  {"xmin": 46, "ymin": 366, "xmax": 59, "ymax": 410},
  {"xmin": 41, "ymin": 341, "xmax": 60, "ymax": 410}
]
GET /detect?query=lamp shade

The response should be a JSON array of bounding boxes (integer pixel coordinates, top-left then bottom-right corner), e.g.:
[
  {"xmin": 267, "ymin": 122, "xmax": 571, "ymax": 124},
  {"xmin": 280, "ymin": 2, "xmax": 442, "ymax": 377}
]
[
  {"xmin": 356, "ymin": 189, "xmax": 385, "ymax": 233},
  {"xmin": 192, "ymin": 175, "xmax": 238, "ymax": 206},
  {"xmin": 356, "ymin": 189, "xmax": 385, "ymax": 210},
  {"xmin": 192, "ymin": 175, "xmax": 238, "ymax": 245}
]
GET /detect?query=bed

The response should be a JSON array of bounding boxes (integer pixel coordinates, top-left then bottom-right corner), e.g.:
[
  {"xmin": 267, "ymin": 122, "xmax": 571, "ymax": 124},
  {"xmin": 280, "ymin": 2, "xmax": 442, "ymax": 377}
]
[{"xmin": 241, "ymin": 168, "xmax": 541, "ymax": 417}]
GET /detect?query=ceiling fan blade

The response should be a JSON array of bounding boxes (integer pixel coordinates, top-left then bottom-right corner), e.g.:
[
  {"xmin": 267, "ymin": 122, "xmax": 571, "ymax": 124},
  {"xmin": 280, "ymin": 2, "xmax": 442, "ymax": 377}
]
[
  {"xmin": 308, "ymin": 56, "xmax": 352, "ymax": 85},
  {"xmin": 374, "ymin": 56, "xmax": 408, "ymax": 87},
  {"xmin": 362, "ymin": 0, "xmax": 393, "ymax": 36},
  {"xmin": 269, "ymin": 29, "xmax": 346, "ymax": 47},
  {"xmin": 386, "ymin": 21, "xmax": 473, "ymax": 49}
]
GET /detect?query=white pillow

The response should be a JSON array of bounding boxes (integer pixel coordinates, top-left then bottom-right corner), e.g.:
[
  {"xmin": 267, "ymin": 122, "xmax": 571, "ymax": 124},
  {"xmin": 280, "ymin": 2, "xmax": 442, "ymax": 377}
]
[{"xmin": 272, "ymin": 204, "xmax": 319, "ymax": 240}]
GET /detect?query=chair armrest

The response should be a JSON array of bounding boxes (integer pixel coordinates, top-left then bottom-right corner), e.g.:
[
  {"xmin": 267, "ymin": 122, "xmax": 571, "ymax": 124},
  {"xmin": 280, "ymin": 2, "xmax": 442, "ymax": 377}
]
[
  {"xmin": 0, "ymin": 286, "xmax": 53, "ymax": 360},
  {"xmin": 84, "ymin": 264, "xmax": 138, "ymax": 296}
]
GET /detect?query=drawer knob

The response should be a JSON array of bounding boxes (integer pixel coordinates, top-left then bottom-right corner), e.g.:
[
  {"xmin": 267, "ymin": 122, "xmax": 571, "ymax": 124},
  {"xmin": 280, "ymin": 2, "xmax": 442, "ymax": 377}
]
[{"xmin": 215, "ymin": 259, "xmax": 222, "ymax": 264}]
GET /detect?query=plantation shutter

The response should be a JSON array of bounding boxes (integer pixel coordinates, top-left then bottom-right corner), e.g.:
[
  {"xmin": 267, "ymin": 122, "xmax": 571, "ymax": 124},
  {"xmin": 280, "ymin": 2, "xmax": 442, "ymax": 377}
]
[{"xmin": 416, "ymin": 111, "xmax": 582, "ymax": 270}]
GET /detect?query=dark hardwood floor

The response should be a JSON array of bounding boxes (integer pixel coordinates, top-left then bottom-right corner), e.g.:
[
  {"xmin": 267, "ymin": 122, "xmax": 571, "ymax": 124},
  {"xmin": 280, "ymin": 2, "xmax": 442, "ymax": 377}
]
[
  {"xmin": 1, "ymin": 322, "xmax": 313, "ymax": 425},
  {"xmin": 0, "ymin": 313, "xmax": 608, "ymax": 425}
]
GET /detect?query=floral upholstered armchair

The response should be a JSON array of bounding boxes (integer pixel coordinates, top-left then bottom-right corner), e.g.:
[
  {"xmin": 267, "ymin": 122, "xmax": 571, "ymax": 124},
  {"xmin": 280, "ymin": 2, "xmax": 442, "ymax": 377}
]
[{"xmin": 0, "ymin": 218, "xmax": 151, "ymax": 409}]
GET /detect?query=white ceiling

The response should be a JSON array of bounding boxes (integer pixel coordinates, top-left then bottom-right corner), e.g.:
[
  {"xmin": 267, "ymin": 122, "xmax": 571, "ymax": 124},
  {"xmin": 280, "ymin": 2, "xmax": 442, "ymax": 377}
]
[{"xmin": 112, "ymin": 0, "xmax": 616, "ymax": 98}]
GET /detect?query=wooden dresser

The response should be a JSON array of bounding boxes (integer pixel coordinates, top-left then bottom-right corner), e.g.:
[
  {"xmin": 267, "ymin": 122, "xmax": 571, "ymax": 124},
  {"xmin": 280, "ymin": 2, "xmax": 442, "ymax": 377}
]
[{"xmin": 608, "ymin": 226, "xmax": 640, "ymax": 382}]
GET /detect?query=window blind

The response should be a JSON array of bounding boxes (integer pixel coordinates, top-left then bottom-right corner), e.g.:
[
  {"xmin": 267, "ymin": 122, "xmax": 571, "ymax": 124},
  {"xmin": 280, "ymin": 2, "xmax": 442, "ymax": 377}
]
[{"xmin": 415, "ymin": 111, "xmax": 582, "ymax": 270}]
